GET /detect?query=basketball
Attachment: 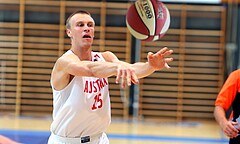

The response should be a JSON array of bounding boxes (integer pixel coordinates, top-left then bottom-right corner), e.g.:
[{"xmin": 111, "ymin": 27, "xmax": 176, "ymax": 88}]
[{"xmin": 126, "ymin": 0, "xmax": 170, "ymax": 41}]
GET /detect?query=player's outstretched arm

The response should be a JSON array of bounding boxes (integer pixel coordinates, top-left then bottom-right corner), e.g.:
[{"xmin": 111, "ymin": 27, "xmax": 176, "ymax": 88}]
[
  {"xmin": 52, "ymin": 52, "xmax": 139, "ymax": 90},
  {"xmin": 102, "ymin": 47, "xmax": 173, "ymax": 87},
  {"xmin": 102, "ymin": 51, "xmax": 139, "ymax": 88}
]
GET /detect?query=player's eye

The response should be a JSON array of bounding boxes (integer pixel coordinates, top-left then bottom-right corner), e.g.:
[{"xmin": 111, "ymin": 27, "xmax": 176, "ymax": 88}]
[
  {"xmin": 88, "ymin": 23, "xmax": 94, "ymax": 27},
  {"xmin": 77, "ymin": 23, "xmax": 84, "ymax": 27},
  {"xmin": 78, "ymin": 23, "xmax": 84, "ymax": 27}
]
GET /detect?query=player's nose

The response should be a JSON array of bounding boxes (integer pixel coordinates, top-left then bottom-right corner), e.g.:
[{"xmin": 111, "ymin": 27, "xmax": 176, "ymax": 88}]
[{"xmin": 83, "ymin": 25, "xmax": 90, "ymax": 32}]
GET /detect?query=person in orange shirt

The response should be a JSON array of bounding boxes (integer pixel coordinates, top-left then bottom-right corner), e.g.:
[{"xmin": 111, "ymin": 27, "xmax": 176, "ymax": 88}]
[{"xmin": 214, "ymin": 69, "xmax": 240, "ymax": 143}]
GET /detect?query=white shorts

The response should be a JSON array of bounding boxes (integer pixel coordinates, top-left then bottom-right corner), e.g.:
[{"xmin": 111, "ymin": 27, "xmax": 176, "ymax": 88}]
[{"xmin": 48, "ymin": 132, "xmax": 109, "ymax": 144}]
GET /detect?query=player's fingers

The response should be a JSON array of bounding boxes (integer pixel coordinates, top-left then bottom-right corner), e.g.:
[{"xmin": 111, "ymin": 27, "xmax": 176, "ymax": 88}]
[
  {"xmin": 121, "ymin": 70, "xmax": 126, "ymax": 88},
  {"xmin": 158, "ymin": 47, "xmax": 168, "ymax": 55},
  {"xmin": 126, "ymin": 70, "xmax": 131, "ymax": 86},
  {"xmin": 131, "ymin": 72, "xmax": 139, "ymax": 84},
  {"xmin": 225, "ymin": 124, "xmax": 238, "ymax": 136},
  {"xmin": 230, "ymin": 123, "xmax": 239, "ymax": 133},
  {"xmin": 121, "ymin": 79, "xmax": 126, "ymax": 88},
  {"xmin": 228, "ymin": 131, "xmax": 238, "ymax": 138},
  {"xmin": 116, "ymin": 68, "xmax": 121, "ymax": 84},
  {"xmin": 163, "ymin": 49, "xmax": 173, "ymax": 57},
  {"xmin": 158, "ymin": 49, "xmax": 173, "ymax": 59},
  {"xmin": 165, "ymin": 63, "xmax": 171, "ymax": 69},
  {"xmin": 232, "ymin": 121, "xmax": 238, "ymax": 125},
  {"xmin": 165, "ymin": 57, "xmax": 174, "ymax": 63},
  {"xmin": 147, "ymin": 52, "xmax": 154, "ymax": 59}
]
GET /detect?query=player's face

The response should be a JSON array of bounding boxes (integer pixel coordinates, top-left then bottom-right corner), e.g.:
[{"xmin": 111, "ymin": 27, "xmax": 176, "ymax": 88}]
[{"xmin": 68, "ymin": 13, "xmax": 95, "ymax": 48}]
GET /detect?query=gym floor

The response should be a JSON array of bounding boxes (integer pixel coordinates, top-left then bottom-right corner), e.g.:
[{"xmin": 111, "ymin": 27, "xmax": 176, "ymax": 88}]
[{"xmin": 0, "ymin": 115, "xmax": 228, "ymax": 144}]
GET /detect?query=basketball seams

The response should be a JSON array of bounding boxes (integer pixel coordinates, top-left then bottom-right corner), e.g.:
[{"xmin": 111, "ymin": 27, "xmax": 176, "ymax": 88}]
[
  {"xmin": 134, "ymin": 0, "xmax": 151, "ymax": 38},
  {"xmin": 151, "ymin": 0, "xmax": 159, "ymax": 36},
  {"xmin": 160, "ymin": 5, "xmax": 170, "ymax": 35},
  {"xmin": 126, "ymin": 0, "xmax": 170, "ymax": 41},
  {"xmin": 143, "ymin": 0, "xmax": 156, "ymax": 36},
  {"xmin": 132, "ymin": 0, "xmax": 156, "ymax": 39},
  {"xmin": 126, "ymin": 22, "xmax": 148, "ymax": 40},
  {"xmin": 126, "ymin": 1, "xmax": 149, "ymax": 40}
]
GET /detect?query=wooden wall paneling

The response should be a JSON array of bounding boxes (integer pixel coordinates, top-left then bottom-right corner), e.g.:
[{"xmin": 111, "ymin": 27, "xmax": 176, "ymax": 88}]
[
  {"xmin": 105, "ymin": 2, "xmax": 131, "ymax": 119},
  {"xmin": 0, "ymin": 1, "xmax": 20, "ymax": 114},
  {"xmin": 0, "ymin": 0, "xmax": 19, "ymax": 4},
  {"xmin": 124, "ymin": 3, "xmax": 132, "ymax": 120},
  {"xmin": 181, "ymin": 5, "xmax": 225, "ymax": 120},
  {"xmin": 176, "ymin": 4, "xmax": 187, "ymax": 121},
  {"xmin": 20, "ymin": 1, "xmax": 61, "ymax": 116},
  {"xmin": 219, "ymin": 5, "xmax": 226, "ymax": 90},
  {"xmin": 15, "ymin": 0, "xmax": 25, "ymax": 116},
  {"xmin": 104, "ymin": 2, "xmax": 127, "ymax": 119},
  {"xmin": 139, "ymin": 4, "xmax": 226, "ymax": 121},
  {"xmin": 100, "ymin": 2, "xmax": 106, "ymax": 52},
  {"xmin": 0, "ymin": 34, "xmax": 18, "ymax": 114},
  {"xmin": 221, "ymin": 0, "xmax": 240, "ymax": 4},
  {"xmin": 58, "ymin": 1, "xmax": 66, "ymax": 57},
  {"xmin": 138, "ymin": 5, "xmax": 182, "ymax": 121}
]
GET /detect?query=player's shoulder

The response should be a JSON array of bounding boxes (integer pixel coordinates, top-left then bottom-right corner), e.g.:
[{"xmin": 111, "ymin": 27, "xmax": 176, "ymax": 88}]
[
  {"xmin": 60, "ymin": 50, "xmax": 77, "ymax": 59},
  {"xmin": 56, "ymin": 51, "xmax": 79, "ymax": 63},
  {"xmin": 101, "ymin": 51, "xmax": 118, "ymax": 62},
  {"xmin": 226, "ymin": 69, "xmax": 240, "ymax": 85},
  {"xmin": 234, "ymin": 69, "xmax": 240, "ymax": 74},
  {"xmin": 230, "ymin": 69, "xmax": 240, "ymax": 77},
  {"xmin": 101, "ymin": 51, "xmax": 114, "ymax": 56}
]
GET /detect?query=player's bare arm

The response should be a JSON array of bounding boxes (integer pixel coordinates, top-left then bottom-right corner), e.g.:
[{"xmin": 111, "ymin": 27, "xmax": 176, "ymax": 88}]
[
  {"xmin": 102, "ymin": 47, "xmax": 173, "ymax": 79},
  {"xmin": 51, "ymin": 52, "xmax": 139, "ymax": 90},
  {"xmin": 51, "ymin": 53, "xmax": 119, "ymax": 90},
  {"xmin": 134, "ymin": 47, "xmax": 173, "ymax": 78},
  {"xmin": 214, "ymin": 106, "xmax": 239, "ymax": 138},
  {"xmin": 102, "ymin": 51, "xmax": 139, "ymax": 88}
]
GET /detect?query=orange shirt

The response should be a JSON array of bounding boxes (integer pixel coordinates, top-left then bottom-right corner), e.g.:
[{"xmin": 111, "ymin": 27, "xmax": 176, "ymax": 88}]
[{"xmin": 215, "ymin": 69, "xmax": 240, "ymax": 119}]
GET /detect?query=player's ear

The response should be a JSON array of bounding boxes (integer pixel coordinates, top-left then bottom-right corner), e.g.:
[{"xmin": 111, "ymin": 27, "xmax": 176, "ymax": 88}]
[{"xmin": 66, "ymin": 29, "xmax": 72, "ymax": 38}]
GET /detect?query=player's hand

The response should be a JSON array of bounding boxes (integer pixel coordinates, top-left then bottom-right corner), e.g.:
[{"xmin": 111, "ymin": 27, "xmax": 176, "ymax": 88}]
[
  {"xmin": 222, "ymin": 121, "xmax": 239, "ymax": 138},
  {"xmin": 147, "ymin": 47, "xmax": 173, "ymax": 71},
  {"xmin": 115, "ymin": 62, "xmax": 139, "ymax": 88}
]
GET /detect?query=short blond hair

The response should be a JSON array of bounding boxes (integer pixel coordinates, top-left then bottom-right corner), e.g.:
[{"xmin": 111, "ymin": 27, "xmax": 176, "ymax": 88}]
[{"xmin": 65, "ymin": 10, "xmax": 91, "ymax": 29}]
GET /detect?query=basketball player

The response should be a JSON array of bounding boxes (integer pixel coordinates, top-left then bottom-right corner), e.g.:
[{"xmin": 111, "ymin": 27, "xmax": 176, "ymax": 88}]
[
  {"xmin": 48, "ymin": 10, "xmax": 173, "ymax": 144},
  {"xmin": 214, "ymin": 69, "xmax": 240, "ymax": 143}
]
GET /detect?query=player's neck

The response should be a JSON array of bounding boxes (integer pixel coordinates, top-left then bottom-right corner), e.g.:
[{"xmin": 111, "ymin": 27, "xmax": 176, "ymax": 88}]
[{"xmin": 70, "ymin": 47, "xmax": 92, "ymax": 61}]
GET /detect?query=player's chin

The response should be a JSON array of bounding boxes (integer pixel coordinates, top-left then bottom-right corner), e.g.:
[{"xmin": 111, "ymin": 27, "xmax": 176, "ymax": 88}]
[
  {"xmin": 83, "ymin": 38, "xmax": 93, "ymax": 42},
  {"xmin": 82, "ymin": 39, "xmax": 93, "ymax": 45}
]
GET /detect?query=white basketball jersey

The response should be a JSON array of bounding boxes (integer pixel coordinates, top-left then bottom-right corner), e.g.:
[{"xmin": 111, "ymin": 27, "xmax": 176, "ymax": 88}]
[{"xmin": 50, "ymin": 50, "xmax": 111, "ymax": 138}]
